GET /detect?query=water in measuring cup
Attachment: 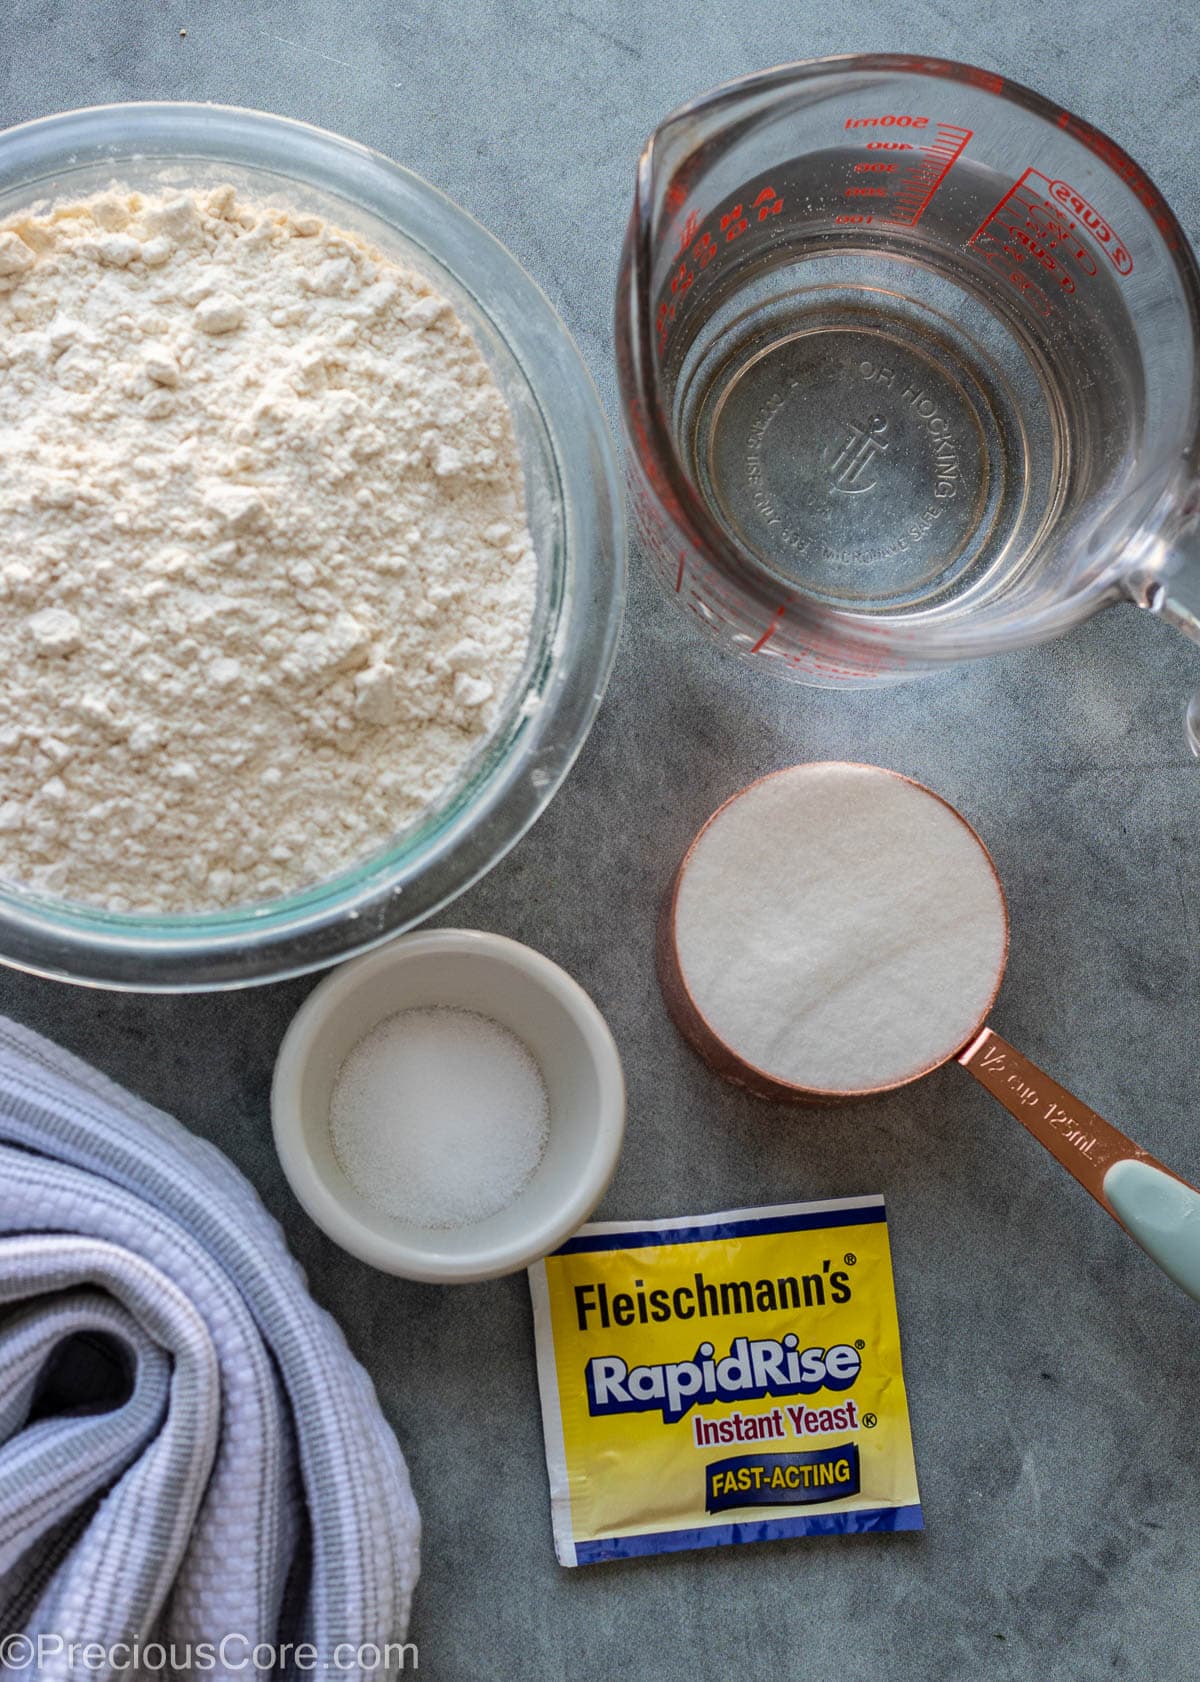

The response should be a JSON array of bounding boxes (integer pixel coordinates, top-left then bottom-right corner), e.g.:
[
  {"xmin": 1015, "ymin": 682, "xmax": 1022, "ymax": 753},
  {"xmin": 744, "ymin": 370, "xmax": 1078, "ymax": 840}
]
[{"xmin": 665, "ymin": 151, "xmax": 1144, "ymax": 616}]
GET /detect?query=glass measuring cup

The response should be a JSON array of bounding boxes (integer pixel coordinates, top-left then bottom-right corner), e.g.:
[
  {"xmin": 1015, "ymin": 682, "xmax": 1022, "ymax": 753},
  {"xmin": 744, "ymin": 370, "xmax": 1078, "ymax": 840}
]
[
  {"xmin": 616, "ymin": 56, "xmax": 1200, "ymax": 741},
  {"xmin": 658, "ymin": 762, "xmax": 1200, "ymax": 1304}
]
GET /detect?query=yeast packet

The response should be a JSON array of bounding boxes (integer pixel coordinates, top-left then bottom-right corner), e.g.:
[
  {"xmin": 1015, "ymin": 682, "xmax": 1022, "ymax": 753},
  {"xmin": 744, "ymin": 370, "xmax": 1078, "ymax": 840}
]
[{"xmin": 528, "ymin": 1195, "xmax": 921, "ymax": 1565}]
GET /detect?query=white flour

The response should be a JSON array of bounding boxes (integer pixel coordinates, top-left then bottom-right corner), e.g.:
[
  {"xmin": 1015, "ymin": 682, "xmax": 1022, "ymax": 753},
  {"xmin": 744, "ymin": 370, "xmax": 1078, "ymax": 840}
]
[{"xmin": 0, "ymin": 185, "xmax": 537, "ymax": 911}]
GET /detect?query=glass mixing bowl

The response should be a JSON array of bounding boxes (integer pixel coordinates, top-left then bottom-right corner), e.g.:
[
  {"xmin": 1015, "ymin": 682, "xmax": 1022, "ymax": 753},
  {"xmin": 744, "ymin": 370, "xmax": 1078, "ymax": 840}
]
[{"xmin": 0, "ymin": 103, "xmax": 625, "ymax": 990}]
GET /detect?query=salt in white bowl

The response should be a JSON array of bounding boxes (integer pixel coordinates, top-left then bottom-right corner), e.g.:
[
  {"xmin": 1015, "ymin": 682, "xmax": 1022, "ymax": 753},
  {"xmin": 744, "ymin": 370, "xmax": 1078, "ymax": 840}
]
[{"xmin": 270, "ymin": 929, "xmax": 626, "ymax": 1281}]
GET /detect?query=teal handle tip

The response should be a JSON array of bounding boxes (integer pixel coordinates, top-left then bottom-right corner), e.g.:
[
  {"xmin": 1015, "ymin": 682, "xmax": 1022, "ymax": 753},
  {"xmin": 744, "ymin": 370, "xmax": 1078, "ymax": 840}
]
[{"xmin": 1103, "ymin": 1159, "xmax": 1200, "ymax": 1304}]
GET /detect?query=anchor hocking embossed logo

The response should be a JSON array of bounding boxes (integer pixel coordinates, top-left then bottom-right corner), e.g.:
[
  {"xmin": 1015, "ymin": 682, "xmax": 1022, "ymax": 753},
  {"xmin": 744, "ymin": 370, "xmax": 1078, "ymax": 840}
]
[{"xmin": 826, "ymin": 414, "xmax": 889, "ymax": 494}]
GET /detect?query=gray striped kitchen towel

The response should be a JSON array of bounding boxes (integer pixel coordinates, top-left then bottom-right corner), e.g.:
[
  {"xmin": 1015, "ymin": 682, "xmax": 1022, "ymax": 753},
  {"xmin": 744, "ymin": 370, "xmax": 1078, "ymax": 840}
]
[{"xmin": 0, "ymin": 1015, "xmax": 419, "ymax": 1681}]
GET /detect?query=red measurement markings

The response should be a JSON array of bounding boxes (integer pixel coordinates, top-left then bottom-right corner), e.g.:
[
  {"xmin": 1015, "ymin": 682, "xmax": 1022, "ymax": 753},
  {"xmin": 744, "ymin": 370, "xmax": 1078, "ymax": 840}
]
[
  {"xmin": 881, "ymin": 122, "xmax": 973, "ymax": 226},
  {"xmin": 1045, "ymin": 172, "xmax": 1131, "ymax": 272},
  {"xmin": 844, "ymin": 113, "xmax": 929, "ymax": 131},
  {"xmin": 968, "ymin": 167, "xmax": 1132, "ymax": 313},
  {"xmin": 749, "ymin": 604, "xmax": 786, "ymax": 654},
  {"xmin": 658, "ymin": 186, "xmax": 785, "ymax": 353},
  {"xmin": 675, "ymin": 209, "xmax": 700, "ymax": 253}
]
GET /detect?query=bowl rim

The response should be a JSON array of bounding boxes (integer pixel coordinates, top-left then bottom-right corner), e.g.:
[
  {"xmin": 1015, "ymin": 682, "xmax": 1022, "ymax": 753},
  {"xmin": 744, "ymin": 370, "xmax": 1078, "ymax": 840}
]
[
  {"xmin": 270, "ymin": 928, "xmax": 627, "ymax": 1281},
  {"xmin": 0, "ymin": 101, "xmax": 626, "ymax": 990}
]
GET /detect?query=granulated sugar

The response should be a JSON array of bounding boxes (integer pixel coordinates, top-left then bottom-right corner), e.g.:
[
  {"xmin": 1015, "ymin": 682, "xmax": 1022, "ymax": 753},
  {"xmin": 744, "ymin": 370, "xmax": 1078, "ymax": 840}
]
[
  {"xmin": 330, "ymin": 1007, "xmax": 550, "ymax": 1228},
  {"xmin": 0, "ymin": 186, "xmax": 536, "ymax": 911},
  {"xmin": 672, "ymin": 763, "xmax": 1008, "ymax": 1094}
]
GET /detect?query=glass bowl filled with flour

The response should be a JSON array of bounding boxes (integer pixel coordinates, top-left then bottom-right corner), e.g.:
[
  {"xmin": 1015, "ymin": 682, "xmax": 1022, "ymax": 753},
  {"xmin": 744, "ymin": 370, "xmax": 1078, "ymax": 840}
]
[{"xmin": 0, "ymin": 104, "xmax": 624, "ymax": 987}]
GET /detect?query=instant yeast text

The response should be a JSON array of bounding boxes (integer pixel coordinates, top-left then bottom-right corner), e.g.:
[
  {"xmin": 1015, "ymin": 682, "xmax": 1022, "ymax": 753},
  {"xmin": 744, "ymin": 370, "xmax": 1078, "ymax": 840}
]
[{"xmin": 529, "ymin": 1196, "xmax": 921, "ymax": 1564}]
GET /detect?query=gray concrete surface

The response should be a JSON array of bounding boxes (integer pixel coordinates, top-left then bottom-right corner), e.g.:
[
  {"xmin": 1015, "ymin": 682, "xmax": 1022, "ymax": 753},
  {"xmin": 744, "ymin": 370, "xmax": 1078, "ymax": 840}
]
[{"xmin": 3, "ymin": 4, "xmax": 1200, "ymax": 1679}]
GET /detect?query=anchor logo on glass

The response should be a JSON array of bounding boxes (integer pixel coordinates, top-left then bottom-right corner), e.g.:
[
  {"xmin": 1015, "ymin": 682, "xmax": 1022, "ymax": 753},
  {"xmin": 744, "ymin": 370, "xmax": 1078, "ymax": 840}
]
[{"xmin": 826, "ymin": 415, "xmax": 889, "ymax": 494}]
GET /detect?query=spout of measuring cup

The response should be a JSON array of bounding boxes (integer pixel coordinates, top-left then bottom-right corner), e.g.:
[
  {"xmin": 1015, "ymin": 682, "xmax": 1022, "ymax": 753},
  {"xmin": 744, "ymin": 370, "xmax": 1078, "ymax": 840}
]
[
  {"xmin": 619, "ymin": 66, "xmax": 819, "ymax": 388},
  {"xmin": 618, "ymin": 88, "xmax": 718, "ymax": 396}
]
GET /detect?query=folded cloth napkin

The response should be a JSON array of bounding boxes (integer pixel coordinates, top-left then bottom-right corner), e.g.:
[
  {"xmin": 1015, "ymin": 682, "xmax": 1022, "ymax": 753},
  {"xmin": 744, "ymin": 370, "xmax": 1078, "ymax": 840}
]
[{"xmin": 0, "ymin": 1016, "xmax": 419, "ymax": 1682}]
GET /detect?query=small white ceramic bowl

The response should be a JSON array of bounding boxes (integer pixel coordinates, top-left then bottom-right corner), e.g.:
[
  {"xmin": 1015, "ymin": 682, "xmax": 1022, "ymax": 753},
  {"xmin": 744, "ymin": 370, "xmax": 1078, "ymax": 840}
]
[{"xmin": 271, "ymin": 930, "xmax": 626, "ymax": 1281}]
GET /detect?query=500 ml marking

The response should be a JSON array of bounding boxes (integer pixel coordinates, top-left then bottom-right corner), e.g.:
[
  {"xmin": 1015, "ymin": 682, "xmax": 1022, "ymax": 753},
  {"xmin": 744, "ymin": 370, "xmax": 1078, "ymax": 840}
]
[{"xmin": 836, "ymin": 117, "xmax": 973, "ymax": 229}]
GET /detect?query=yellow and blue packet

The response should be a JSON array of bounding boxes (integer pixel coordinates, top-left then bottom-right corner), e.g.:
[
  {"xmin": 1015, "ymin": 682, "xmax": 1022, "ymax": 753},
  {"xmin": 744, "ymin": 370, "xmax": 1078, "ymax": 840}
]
[{"xmin": 528, "ymin": 1195, "xmax": 921, "ymax": 1565}]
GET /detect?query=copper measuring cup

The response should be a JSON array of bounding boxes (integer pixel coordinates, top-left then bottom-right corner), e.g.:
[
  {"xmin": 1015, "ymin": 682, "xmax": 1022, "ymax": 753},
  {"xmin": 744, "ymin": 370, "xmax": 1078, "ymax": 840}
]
[{"xmin": 660, "ymin": 765, "xmax": 1200, "ymax": 1304}]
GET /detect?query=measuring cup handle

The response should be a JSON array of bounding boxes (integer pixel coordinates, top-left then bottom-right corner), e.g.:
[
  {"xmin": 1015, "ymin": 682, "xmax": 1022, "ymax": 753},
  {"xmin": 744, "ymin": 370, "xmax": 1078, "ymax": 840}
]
[
  {"xmin": 1124, "ymin": 520, "xmax": 1200, "ymax": 757},
  {"xmin": 1155, "ymin": 584, "xmax": 1200, "ymax": 758},
  {"xmin": 958, "ymin": 1027, "xmax": 1200, "ymax": 1304}
]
